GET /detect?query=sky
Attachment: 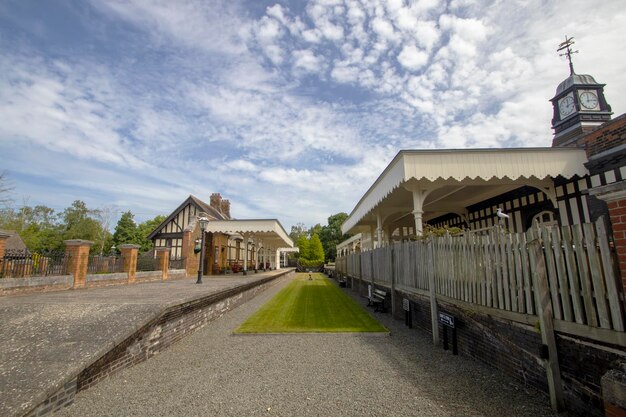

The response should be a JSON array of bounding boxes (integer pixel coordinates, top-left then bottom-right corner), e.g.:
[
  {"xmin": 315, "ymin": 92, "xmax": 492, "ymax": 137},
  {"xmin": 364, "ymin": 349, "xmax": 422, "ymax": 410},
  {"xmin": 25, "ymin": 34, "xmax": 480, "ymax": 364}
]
[{"xmin": 1, "ymin": 0, "xmax": 625, "ymax": 231}]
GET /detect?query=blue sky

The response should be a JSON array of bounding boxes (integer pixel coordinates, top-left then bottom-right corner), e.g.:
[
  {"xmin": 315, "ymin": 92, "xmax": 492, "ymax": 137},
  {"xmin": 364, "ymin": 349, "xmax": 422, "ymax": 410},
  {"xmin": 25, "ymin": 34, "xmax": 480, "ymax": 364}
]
[{"xmin": 1, "ymin": 0, "xmax": 625, "ymax": 231}]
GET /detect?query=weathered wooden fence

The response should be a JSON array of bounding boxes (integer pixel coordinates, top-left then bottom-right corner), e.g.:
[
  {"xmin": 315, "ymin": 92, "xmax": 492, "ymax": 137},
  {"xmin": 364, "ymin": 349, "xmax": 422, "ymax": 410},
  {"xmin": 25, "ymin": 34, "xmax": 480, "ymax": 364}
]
[{"xmin": 337, "ymin": 219, "xmax": 625, "ymax": 333}]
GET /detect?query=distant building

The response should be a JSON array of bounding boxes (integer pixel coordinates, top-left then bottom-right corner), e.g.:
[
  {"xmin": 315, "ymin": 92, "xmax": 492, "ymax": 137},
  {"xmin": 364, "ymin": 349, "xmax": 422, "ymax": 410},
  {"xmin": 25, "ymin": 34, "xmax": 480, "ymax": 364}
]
[
  {"xmin": 0, "ymin": 230, "xmax": 29, "ymax": 253},
  {"xmin": 148, "ymin": 193, "xmax": 294, "ymax": 276}
]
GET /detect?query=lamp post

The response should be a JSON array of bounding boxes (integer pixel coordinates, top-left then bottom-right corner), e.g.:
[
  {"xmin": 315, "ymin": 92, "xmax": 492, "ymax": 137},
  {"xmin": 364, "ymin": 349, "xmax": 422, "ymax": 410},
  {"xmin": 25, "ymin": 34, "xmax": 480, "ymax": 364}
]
[{"xmin": 196, "ymin": 216, "xmax": 209, "ymax": 284}]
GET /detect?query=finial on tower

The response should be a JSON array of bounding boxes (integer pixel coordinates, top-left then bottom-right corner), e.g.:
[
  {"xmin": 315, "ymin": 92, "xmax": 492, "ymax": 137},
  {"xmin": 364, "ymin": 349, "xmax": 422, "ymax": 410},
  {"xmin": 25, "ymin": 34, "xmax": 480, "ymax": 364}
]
[{"xmin": 557, "ymin": 35, "xmax": 578, "ymax": 76}]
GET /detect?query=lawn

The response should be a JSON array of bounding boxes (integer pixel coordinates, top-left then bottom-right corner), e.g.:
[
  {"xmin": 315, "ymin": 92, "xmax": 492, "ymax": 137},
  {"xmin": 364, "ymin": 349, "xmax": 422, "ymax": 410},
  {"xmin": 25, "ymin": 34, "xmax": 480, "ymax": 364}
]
[{"xmin": 235, "ymin": 273, "xmax": 388, "ymax": 333}]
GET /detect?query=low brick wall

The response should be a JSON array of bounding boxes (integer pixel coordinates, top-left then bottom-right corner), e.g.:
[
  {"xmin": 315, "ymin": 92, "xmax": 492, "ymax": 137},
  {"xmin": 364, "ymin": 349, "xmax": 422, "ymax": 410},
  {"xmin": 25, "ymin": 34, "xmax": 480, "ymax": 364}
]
[
  {"xmin": 2, "ymin": 269, "xmax": 190, "ymax": 295},
  {"xmin": 77, "ymin": 272, "xmax": 291, "ymax": 391},
  {"xmin": 22, "ymin": 270, "xmax": 293, "ymax": 417},
  {"xmin": 389, "ymin": 288, "xmax": 626, "ymax": 417},
  {"xmin": 340, "ymin": 275, "xmax": 625, "ymax": 417},
  {"xmin": 0, "ymin": 275, "xmax": 73, "ymax": 296}
]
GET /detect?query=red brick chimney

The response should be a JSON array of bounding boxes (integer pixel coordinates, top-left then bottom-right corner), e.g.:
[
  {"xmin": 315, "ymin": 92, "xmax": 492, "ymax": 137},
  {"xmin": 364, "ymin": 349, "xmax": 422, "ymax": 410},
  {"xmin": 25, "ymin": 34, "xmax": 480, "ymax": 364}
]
[
  {"xmin": 220, "ymin": 199, "xmax": 231, "ymax": 219},
  {"xmin": 210, "ymin": 193, "xmax": 222, "ymax": 211}
]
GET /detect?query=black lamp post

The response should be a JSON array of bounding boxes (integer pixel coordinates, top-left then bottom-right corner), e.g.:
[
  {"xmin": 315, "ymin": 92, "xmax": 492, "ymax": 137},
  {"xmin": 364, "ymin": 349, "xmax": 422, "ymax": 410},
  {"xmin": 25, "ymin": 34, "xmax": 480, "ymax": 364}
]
[{"xmin": 196, "ymin": 216, "xmax": 209, "ymax": 284}]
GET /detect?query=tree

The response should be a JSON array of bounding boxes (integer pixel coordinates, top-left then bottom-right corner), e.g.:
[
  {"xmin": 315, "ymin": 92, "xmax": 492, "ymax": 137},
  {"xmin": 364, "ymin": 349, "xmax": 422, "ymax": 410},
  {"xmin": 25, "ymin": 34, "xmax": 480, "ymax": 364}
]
[
  {"xmin": 296, "ymin": 234, "xmax": 310, "ymax": 260},
  {"xmin": 61, "ymin": 201, "xmax": 104, "ymax": 248},
  {"xmin": 136, "ymin": 215, "xmax": 166, "ymax": 252},
  {"xmin": 319, "ymin": 212, "xmax": 350, "ymax": 262},
  {"xmin": 289, "ymin": 222, "xmax": 308, "ymax": 243},
  {"xmin": 112, "ymin": 211, "xmax": 139, "ymax": 247},
  {"xmin": 308, "ymin": 233, "xmax": 325, "ymax": 264},
  {"xmin": 95, "ymin": 205, "xmax": 117, "ymax": 254},
  {"xmin": 0, "ymin": 202, "xmax": 64, "ymax": 252},
  {"xmin": 309, "ymin": 223, "xmax": 323, "ymax": 238}
]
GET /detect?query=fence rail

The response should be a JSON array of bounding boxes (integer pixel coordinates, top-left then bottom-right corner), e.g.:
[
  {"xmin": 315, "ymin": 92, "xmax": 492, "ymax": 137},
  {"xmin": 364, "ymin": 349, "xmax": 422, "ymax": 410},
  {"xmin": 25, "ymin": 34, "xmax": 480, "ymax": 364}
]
[
  {"xmin": 0, "ymin": 251, "xmax": 71, "ymax": 278},
  {"xmin": 137, "ymin": 252, "xmax": 159, "ymax": 271},
  {"xmin": 336, "ymin": 219, "xmax": 624, "ymax": 333},
  {"xmin": 168, "ymin": 257, "xmax": 185, "ymax": 270},
  {"xmin": 87, "ymin": 255, "xmax": 124, "ymax": 274}
]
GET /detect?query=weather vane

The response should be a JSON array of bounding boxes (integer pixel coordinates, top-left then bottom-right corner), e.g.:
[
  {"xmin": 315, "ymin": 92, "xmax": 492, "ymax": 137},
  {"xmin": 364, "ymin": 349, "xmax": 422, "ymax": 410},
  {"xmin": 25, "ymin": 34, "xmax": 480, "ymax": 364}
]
[{"xmin": 557, "ymin": 35, "xmax": 578, "ymax": 76}]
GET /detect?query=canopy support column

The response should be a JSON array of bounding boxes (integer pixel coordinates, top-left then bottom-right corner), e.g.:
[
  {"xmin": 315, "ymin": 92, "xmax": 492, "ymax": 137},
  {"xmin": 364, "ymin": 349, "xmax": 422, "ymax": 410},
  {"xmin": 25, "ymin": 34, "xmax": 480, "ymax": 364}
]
[
  {"xmin": 404, "ymin": 183, "xmax": 431, "ymax": 236},
  {"xmin": 243, "ymin": 235, "xmax": 249, "ymax": 275}
]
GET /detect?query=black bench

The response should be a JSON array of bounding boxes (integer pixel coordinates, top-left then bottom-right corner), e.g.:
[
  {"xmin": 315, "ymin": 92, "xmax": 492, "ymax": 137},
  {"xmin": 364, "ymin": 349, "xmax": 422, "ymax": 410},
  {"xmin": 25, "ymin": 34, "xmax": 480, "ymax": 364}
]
[{"xmin": 367, "ymin": 289, "xmax": 387, "ymax": 312}]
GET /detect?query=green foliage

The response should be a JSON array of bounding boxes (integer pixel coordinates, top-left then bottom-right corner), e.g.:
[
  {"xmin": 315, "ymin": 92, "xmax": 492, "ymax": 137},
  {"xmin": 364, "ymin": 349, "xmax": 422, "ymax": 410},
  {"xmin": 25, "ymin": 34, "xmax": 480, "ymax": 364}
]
[
  {"xmin": 112, "ymin": 211, "xmax": 139, "ymax": 246},
  {"xmin": 318, "ymin": 212, "xmax": 350, "ymax": 262},
  {"xmin": 136, "ymin": 215, "xmax": 166, "ymax": 252},
  {"xmin": 0, "ymin": 200, "xmax": 112, "ymax": 253},
  {"xmin": 289, "ymin": 212, "xmax": 351, "ymax": 263},
  {"xmin": 62, "ymin": 200, "xmax": 103, "ymax": 241},
  {"xmin": 289, "ymin": 222, "xmax": 307, "ymax": 244},
  {"xmin": 409, "ymin": 224, "xmax": 464, "ymax": 240},
  {"xmin": 296, "ymin": 234, "xmax": 310, "ymax": 260},
  {"xmin": 308, "ymin": 233, "xmax": 325, "ymax": 263}
]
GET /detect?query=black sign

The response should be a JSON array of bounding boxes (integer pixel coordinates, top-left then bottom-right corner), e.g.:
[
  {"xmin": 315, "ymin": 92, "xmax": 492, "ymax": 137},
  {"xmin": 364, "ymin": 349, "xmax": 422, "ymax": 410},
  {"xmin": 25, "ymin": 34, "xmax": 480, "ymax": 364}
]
[
  {"xmin": 438, "ymin": 312, "xmax": 455, "ymax": 328},
  {"xmin": 402, "ymin": 298, "xmax": 410, "ymax": 311}
]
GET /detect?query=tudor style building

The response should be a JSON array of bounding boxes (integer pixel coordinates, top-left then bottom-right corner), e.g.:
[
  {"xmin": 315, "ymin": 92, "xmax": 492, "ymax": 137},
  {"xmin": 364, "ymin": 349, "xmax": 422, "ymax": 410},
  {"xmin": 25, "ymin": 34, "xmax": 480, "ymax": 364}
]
[
  {"xmin": 148, "ymin": 193, "xmax": 232, "ymax": 261},
  {"xmin": 148, "ymin": 193, "xmax": 294, "ymax": 276}
]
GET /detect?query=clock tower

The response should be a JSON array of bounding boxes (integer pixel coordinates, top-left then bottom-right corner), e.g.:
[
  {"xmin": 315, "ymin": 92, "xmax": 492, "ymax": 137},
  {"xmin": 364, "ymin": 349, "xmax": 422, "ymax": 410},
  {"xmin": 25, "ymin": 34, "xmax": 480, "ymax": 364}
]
[{"xmin": 550, "ymin": 37, "xmax": 612, "ymax": 147}]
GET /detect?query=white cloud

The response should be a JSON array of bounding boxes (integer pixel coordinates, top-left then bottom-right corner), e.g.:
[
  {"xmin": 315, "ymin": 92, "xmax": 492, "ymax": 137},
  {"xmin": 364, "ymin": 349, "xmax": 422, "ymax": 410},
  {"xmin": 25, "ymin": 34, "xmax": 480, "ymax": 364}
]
[
  {"xmin": 397, "ymin": 44, "xmax": 429, "ymax": 71},
  {"xmin": 293, "ymin": 49, "xmax": 325, "ymax": 73}
]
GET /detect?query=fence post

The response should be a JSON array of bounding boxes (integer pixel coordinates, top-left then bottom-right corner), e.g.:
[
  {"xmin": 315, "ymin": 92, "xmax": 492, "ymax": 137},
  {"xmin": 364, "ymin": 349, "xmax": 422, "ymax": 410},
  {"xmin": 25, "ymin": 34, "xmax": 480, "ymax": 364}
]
[
  {"xmin": 391, "ymin": 245, "xmax": 396, "ymax": 316},
  {"xmin": 427, "ymin": 239, "xmax": 439, "ymax": 346},
  {"xmin": 529, "ymin": 239, "xmax": 565, "ymax": 411},
  {"xmin": 64, "ymin": 240, "xmax": 93, "ymax": 289},
  {"xmin": 156, "ymin": 248, "xmax": 170, "ymax": 280},
  {"xmin": 370, "ymin": 250, "xmax": 375, "ymax": 289},
  {"xmin": 358, "ymin": 253, "xmax": 363, "ymax": 295},
  {"xmin": 119, "ymin": 244, "xmax": 140, "ymax": 284}
]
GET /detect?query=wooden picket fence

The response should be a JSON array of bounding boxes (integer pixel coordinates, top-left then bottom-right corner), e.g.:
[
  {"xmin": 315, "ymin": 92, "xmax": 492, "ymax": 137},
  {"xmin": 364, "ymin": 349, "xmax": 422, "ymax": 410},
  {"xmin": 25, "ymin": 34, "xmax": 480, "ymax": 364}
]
[{"xmin": 337, "ymin": 219, "xmax": 624, "ymax": 333}]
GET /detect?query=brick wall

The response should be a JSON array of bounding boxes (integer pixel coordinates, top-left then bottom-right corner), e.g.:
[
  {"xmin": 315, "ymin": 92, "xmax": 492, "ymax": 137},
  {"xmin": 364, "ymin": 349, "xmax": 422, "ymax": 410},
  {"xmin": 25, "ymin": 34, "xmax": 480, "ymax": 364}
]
[
  {"xmin": 386, "ymin": 288, "xmax": 624, "ymax": 417},
  {"xmin": 77, "ymin": 273, "xmax": 290, "ymax": 391},
  {"xmin": 608, "ymin": 198, "xmax": 626, "ymax": 294},
  {"xmin": 24, "ymin": 378, "xmax": 77, "ymax": 417},
  {"xmin": 577, "ymin": 113, "xmax": 626, "ymax": 157}
]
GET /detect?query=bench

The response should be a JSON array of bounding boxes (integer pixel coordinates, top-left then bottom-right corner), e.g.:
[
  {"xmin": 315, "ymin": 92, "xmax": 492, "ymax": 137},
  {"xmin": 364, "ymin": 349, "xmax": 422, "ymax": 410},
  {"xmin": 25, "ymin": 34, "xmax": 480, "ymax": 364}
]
[
  {"xmin": 367, "ymin": 289, "xmax": 387, "ymax": 312},
  {"xmin": 338, "ymin": 276, "xmax": 347, "ymax": 287}
]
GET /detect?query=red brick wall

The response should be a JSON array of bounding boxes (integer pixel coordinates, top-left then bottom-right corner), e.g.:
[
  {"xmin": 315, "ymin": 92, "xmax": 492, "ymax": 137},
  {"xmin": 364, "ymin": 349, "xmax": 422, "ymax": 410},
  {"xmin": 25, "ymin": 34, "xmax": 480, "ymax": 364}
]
[
  {"xmin": 607, "ymin": 198, "xmax": 626, "ymax": 294},
  {"xmin": 577, "ymin": 114, "xmax": 626, "ymax": 157}
]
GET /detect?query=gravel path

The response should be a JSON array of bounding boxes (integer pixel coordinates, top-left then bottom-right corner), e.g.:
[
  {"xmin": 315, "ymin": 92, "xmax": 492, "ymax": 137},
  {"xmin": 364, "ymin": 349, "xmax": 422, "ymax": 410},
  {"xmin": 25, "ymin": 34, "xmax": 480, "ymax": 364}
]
[{"xmin": 57, "ymin": 275, "xmax": 559, "ymax": 417}]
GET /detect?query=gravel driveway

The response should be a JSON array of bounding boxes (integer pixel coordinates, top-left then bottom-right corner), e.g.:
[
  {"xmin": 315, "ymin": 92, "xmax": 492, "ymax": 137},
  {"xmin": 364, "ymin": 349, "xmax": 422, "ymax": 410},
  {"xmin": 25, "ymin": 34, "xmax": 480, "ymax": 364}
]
[{"xmin": 57, "ymin": 275, "xmax": 559, "ymax": 417}]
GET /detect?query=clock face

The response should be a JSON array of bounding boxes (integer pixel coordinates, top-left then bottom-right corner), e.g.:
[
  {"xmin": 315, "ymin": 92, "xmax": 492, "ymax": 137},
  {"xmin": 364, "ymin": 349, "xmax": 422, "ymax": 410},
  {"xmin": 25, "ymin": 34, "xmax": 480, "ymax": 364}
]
[
  {"xmin": 579, "ymin": 91, "xmax": 599, "ymax": 110},
  {"xmin": 558, "ymin": 95, "xmax": 575, "ymax": 118}
]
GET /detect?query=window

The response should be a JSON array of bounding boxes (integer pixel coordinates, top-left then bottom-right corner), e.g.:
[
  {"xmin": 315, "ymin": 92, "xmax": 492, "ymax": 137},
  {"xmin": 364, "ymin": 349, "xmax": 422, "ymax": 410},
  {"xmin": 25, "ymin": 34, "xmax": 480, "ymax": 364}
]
[{"xmin": 532, "ymin": 210, "xmax": 558, "ymax": 228}]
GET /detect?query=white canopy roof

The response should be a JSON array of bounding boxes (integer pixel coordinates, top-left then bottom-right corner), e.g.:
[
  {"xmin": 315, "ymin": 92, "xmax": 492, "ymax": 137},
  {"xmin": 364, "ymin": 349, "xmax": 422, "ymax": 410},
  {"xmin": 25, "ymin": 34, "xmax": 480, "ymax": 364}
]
[
  {"xmin": 204, "ymin": 219, "xmax": 294, "ymax": 248},
  {"xmin": 342, "ymin": 148, "xmax": 589, "ymax": 234}
]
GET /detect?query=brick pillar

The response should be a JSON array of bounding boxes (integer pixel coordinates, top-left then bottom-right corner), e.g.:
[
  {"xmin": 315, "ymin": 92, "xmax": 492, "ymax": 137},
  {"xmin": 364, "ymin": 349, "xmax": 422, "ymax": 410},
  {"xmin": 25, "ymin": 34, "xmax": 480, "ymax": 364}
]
[
  {"xmin": 181, "ymin": 229, "xmax": 192, "ymax": 276},
  {"xmin": 0, "ymin": 232, "xmax": 10, "ymax": 274},
  {"xmin": 155, "ymin": 248, "xmax": 170, "ymax": 280},
  {"xmin": 119, "ymin": 244, "xmax": 140, "ymax": 284},
  {"xmin": 590, "ymin": 181, "xmax": 626, "ymax": 295},
  {"xmin": 64, "ymin": 240, "xmax": 93, "ymax": 289}
]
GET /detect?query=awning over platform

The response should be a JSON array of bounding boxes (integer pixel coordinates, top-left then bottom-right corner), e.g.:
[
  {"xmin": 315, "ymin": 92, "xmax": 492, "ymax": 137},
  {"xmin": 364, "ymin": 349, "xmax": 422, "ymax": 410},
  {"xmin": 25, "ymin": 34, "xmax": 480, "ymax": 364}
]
[
  {"xmin": 204, "ymin": 219, "xmax": 294, "ymax": 248},
  {"xmin": 342, "ymin": 147, "xmax": 589, "ymax": 235}
]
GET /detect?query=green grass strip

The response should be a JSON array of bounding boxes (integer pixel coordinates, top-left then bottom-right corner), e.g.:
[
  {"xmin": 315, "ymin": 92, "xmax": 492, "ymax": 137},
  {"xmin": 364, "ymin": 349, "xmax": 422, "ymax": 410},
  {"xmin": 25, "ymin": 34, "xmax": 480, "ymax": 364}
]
[{"xmin": 235, "ymin": 273, "xmax": 387, "ymax": 333}]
